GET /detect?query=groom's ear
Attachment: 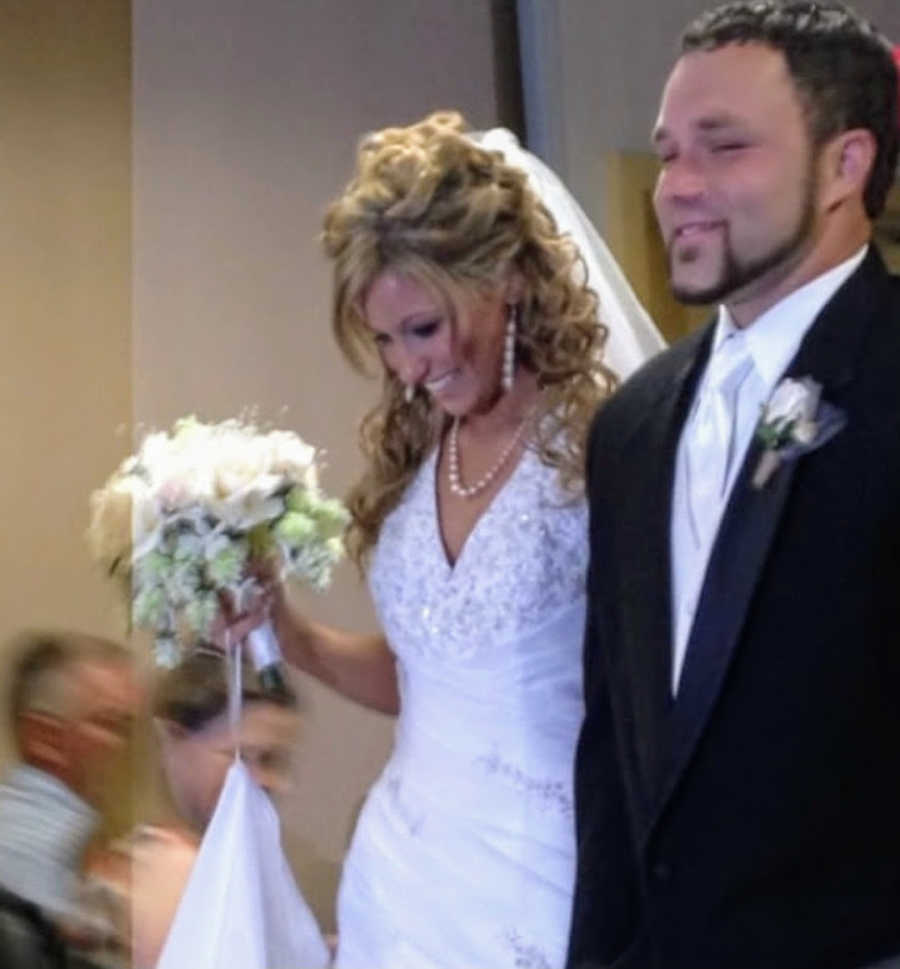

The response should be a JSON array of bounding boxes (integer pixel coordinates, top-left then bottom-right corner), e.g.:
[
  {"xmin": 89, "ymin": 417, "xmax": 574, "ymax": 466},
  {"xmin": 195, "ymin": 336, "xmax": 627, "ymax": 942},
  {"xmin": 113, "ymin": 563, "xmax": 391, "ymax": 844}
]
[{"xmin": 819, "ymin": 128, "xmax": 876, "ymax": 214}]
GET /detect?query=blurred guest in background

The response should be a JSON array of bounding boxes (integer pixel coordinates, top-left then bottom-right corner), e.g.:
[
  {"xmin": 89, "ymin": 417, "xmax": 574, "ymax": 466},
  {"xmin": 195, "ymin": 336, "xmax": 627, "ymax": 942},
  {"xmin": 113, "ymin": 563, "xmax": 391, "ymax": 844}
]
[
  {"xmin": 0, "ymin": 630, "xmax": 138, "ymax": 967},
  {"xmin": 124, "ymin": 650, "xmax": 302, "ymax": 969}
]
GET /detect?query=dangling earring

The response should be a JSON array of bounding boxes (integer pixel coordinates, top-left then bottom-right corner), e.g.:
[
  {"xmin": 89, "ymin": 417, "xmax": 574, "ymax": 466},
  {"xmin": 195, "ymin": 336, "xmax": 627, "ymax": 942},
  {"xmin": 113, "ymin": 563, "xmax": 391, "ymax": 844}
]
[
  {"xmin": 404, "ymin": 383, "xmax": 415, "ymax": 404},
  {"xmin": 501, "ymin": 303, "xmax": 517, "ymax": 393}
]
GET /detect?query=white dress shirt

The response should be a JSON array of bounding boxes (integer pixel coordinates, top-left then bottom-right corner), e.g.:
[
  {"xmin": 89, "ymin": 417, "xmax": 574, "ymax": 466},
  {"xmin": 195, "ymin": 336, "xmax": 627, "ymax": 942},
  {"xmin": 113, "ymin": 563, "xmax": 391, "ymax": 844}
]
[{"xmin": 669, "ymin": 246, "xmax": 867, "ymax": 695}]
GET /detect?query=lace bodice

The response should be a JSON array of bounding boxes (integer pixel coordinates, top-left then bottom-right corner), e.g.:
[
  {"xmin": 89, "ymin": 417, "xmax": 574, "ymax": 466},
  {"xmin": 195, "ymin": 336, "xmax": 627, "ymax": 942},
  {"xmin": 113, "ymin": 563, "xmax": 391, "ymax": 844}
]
[
  {"xmin": 337, "ymin": 443, "xmax": 589, "ymax": 969},
  {"xmin": 370, "ymin": 444, "xmax": 588, "ymax": 664}
]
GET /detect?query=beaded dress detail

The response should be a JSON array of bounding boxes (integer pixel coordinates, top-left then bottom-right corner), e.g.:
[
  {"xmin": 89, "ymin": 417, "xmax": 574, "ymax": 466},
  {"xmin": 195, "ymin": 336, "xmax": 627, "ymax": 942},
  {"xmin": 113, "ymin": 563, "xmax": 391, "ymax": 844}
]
[{"xmin": 335, "ymin": 442, "xmax": 588, "ymax": 969}]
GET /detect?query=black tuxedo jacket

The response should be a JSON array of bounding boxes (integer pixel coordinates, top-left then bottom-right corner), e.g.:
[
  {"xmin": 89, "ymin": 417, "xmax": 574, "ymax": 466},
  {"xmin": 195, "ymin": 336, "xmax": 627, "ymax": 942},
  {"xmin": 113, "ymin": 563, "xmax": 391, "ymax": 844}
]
[{"xmin": 569, "ymin": 248, "xmax": 900, "ymax": 969}]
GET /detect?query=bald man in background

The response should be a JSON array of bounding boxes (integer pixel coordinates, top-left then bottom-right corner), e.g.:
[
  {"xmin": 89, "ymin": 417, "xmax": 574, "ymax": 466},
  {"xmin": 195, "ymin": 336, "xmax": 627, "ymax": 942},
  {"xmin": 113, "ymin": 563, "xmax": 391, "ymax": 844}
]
[{"xmin": 0, "ymin": 630, "xmax": 138, "ymax": 968}]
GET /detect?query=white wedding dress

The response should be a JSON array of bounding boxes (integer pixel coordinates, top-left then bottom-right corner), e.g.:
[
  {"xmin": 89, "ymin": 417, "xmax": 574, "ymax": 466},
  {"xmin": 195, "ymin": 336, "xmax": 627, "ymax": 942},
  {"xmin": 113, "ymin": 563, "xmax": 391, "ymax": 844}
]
[{"xmin": 334, "ymin": 442, "xmax": 588, "ymax": 969}]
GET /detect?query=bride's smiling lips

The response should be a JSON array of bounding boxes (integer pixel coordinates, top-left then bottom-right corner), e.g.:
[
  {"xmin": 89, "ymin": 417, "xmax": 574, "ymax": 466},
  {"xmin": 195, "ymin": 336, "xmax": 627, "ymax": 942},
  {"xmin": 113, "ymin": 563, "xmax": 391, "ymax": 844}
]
[{"xmin": 424, "ymin": 370, "xmax": 458, "ymax": 394}]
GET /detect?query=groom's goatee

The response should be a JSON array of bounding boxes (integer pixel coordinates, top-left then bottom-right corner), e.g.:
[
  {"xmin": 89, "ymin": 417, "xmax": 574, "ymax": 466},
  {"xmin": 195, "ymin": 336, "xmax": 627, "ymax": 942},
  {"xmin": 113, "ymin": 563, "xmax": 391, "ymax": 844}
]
[{"xmin": 670, "ymin": 192, "xmax": 817, "ymax": 307}]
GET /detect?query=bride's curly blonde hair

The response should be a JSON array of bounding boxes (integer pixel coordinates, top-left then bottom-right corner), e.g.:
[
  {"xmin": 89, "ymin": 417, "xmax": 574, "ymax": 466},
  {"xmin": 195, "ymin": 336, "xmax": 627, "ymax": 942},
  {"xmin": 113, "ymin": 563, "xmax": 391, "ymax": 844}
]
[{"xmin": 322, "ymin": 111, "xmax": 617, "ymax": 570}]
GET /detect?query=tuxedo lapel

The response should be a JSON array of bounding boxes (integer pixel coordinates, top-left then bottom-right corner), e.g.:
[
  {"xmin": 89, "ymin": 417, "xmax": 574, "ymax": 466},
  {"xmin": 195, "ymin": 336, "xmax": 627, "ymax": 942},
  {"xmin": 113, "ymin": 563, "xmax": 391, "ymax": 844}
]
[
  {"xmin": 612, "ymin": 326, "xmax": 711, "ymax": 829},
  {"xmin": 655, "ymin": 435, "xmax": 799, "ymax": 816},
  {"xmin": 649, "ymin": 248, "xmax": 884, "ymax": 834}
]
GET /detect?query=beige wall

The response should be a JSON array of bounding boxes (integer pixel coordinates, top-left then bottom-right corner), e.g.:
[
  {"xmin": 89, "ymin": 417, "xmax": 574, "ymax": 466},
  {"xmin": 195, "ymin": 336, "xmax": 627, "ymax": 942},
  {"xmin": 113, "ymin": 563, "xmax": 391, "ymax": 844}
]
[
  {"xmin": 0, "ymin": 0, "xmax": 132, "ymax": 763},
  {"xmin": 132, "ymin": 0, "xmax": 504, "ymax": 928}
]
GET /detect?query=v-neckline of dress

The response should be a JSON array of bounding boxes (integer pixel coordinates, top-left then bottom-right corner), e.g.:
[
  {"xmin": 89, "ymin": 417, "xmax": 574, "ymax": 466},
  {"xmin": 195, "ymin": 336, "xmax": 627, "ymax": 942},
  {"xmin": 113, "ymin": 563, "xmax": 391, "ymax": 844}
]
[{"xmin": 431, "ymin": 440, "xmax": 532, "ymax": 576}]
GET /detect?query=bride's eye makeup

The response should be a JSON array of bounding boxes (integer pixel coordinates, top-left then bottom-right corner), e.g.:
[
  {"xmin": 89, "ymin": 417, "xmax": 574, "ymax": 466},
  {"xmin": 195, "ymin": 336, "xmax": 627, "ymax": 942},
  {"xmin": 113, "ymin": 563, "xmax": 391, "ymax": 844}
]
[
  {"xmin": 408, "ymin": 318, "xmax": 441, "ymax": 340},
  {"xmin": 371, "ymin": 317, "xmax": 442, "ymax": 348}
]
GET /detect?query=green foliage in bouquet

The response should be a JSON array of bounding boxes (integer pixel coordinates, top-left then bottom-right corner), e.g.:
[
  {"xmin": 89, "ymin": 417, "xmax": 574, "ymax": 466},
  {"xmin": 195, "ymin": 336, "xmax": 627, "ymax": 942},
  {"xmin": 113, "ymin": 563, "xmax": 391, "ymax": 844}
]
[{"xmin": 88, "ymin": 417, "xmax": 348, "ymax": 667}]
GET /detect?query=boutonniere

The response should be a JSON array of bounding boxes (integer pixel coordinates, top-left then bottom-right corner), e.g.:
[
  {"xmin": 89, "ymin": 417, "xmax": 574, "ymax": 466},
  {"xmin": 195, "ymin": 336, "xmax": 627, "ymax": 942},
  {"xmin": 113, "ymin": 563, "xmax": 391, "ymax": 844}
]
[{"xmin": 752, "ymin": 376, "xmax": 847, "ymax": 489}]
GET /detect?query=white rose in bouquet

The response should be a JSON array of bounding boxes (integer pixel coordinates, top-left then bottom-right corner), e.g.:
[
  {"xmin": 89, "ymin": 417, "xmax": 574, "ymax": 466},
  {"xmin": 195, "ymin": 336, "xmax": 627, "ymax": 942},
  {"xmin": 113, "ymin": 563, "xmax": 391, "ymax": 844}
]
[
  {"xmin": 87, "ymin": 473, "xmax": 161, "ymax": 571},
  {"xmin": 266, "ymin": 430, "xmax": 319, "ymax": 490},
  {"xmin": 88, "ymin": 416, "xmax": 348, "ymax": 668}
]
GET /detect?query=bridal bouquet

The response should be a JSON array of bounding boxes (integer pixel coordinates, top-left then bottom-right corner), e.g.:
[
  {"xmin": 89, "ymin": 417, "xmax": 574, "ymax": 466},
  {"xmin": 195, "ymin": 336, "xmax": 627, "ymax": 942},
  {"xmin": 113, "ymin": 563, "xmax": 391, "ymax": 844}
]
[{"xmin": 88, "ymin": 416, "xmax": 347, "ymax": 667}]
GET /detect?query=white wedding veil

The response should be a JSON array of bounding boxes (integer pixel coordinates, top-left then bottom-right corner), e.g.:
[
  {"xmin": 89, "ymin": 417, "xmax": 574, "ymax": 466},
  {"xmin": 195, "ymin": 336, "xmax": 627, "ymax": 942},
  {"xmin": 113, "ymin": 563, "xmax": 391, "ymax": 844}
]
[{"xmin": 470, "ymin": 128, "xmax": 665, "ymax": 380}]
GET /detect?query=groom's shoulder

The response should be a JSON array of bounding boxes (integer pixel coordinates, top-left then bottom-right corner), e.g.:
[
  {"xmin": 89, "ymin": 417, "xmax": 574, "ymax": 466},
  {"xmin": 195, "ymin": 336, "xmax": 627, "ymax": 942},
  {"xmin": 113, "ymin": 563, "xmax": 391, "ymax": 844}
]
[
  {"xmin": 853, "ymin": 253, "xmax": 900, "ymax": 365},
  {"xmin": 855, "ymin": 245, "xmax": 900, "ymax": 323},
  {"xmin": 883, "ymin": 264, "xmax": 900, "ymax": 317},
  {"xmin": 856, "ymin": 261, "xmax": 900, "ymax": 402},
  {"xmin": 625, "ymin": 328, "xmax": 704, "ymax": 390},
  {"xmin": 875, "ymin": 257, "xmax": 900, "ymax": 309},
  {"xmin": 591, "ymin": 326, "xmax": 707, "ymax": 445}
]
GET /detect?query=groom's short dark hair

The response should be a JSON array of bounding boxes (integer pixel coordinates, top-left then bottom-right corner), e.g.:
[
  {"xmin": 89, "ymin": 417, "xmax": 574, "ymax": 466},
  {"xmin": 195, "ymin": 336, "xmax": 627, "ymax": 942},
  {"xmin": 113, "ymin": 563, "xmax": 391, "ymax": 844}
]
[{"xmin": 681, "ymin": 1, "xmax": 899, "ymax": 219}]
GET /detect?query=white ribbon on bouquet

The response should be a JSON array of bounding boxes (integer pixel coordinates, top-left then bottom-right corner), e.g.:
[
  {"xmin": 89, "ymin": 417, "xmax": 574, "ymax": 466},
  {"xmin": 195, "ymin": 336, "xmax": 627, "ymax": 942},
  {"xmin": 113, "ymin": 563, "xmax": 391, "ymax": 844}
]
[{"xmin": 156, "ymin": 635, "xmax": 329, "ymax": 969}]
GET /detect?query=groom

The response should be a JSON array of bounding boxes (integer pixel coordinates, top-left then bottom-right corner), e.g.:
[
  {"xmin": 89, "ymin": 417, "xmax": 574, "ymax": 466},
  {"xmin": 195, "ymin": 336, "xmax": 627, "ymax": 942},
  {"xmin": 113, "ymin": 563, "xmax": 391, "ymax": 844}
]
[{"xmin": 569, "ymin": 3, "xmax": 900, "ymax": 968}]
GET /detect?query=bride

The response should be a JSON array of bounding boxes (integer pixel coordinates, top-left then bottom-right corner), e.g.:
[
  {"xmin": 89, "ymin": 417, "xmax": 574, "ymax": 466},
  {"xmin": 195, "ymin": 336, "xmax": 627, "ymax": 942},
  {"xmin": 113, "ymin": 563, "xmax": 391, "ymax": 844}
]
[{"xmin": 243, "ymin": 111, "xmax": 662, "ymax": 968}]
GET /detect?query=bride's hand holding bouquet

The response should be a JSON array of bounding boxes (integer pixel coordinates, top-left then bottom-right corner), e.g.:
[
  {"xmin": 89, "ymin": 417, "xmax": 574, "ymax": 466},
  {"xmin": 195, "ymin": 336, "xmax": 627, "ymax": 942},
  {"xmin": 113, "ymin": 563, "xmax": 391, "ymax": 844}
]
[{"xmin": 88, "ymin": 416, "xmax": 348, "ymax": 674}]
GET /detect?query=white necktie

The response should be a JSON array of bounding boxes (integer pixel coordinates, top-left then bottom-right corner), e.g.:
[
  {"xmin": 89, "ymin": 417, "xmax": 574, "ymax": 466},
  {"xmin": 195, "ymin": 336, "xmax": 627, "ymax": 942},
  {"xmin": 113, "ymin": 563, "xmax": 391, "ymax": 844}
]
[{"xmin": 685, "ymin": 331, "xmax": 753, "ymax": 550}]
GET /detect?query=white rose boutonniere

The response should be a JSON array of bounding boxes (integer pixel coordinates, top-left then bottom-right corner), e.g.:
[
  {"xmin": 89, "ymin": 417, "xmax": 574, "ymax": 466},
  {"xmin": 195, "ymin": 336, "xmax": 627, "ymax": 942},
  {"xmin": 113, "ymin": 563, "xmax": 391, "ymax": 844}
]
[{"xmin": 752, "ymin": 376, "xmax": 847, "ymax": 489}]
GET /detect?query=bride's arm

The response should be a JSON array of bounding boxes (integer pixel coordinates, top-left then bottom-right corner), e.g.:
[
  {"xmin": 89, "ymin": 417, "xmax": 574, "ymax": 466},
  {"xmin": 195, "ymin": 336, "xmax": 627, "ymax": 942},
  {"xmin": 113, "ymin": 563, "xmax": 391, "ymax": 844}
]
[{"xmin": 272, "ymin": 591, "xmax": 399, "ymax": 716}]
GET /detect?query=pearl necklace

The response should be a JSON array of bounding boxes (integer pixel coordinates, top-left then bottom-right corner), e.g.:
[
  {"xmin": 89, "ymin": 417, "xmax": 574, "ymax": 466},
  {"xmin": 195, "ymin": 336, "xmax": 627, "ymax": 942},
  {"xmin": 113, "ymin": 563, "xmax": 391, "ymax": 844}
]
[{"xmin": 447, "ymin": 416, "xmax": 528, "ymax": 499}]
